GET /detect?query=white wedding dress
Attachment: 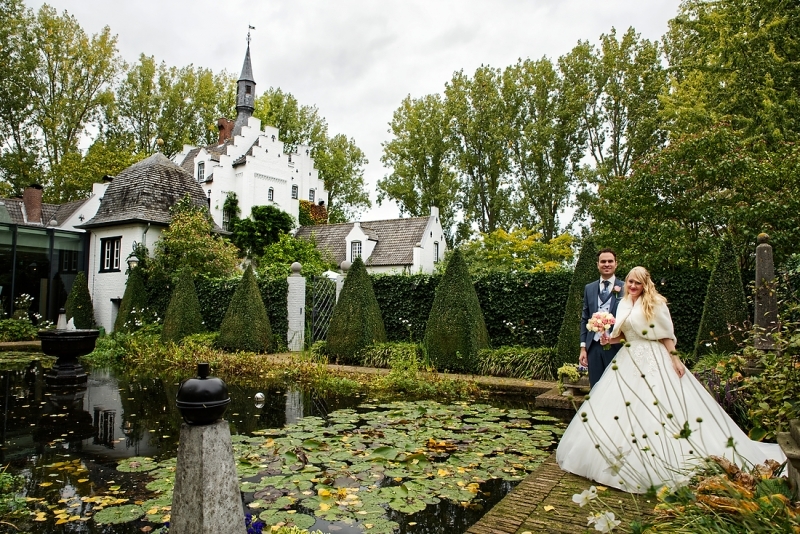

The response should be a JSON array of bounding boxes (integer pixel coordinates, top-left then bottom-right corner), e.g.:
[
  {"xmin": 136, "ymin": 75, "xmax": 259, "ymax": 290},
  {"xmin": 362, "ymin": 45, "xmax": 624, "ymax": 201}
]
[{"xmin": 556, "ymin": 298, "xmax": 786, "ymax": 493}]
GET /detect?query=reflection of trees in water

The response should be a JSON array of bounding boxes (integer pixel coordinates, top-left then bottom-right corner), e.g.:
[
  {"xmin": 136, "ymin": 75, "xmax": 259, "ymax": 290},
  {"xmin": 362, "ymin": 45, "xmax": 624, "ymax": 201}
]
[{"xmin": 116, "ymin": 374, "xmax": 181, "ymax": 457}]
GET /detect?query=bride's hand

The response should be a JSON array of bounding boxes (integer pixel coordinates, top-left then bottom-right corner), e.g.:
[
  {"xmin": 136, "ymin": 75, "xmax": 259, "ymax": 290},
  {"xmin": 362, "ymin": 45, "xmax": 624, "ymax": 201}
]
[
  {"xmin": 671, "ymin": 355, "xmax": 685, "ymax": 378},
  {"xmin": 600, "ymin": 333, "xmax": 610, "ymax": 345}
]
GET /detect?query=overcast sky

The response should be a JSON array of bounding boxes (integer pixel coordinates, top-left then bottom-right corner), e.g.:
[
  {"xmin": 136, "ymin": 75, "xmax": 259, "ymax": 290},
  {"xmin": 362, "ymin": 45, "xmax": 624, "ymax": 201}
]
[{"xmin": 26, "ymin": 0, "xmax": 681, "ymax": 222}]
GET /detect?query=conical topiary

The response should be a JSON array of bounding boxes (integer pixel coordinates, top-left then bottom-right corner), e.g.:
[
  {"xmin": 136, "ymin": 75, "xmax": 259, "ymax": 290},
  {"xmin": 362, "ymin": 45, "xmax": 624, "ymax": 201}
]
[
  {"xmin": 553, "ymin": 235, "xmax": 598, "ymax": 369},
  {"xmin": 218, "ymin": 265, "xmax": 272, "ymax": 352},
  {"xmin": 65, "ymin": 271, "xmax": 95, "ymax": 328},
  {"xmin": 161, "ymin": 269, "xmax": 205, "ymax": 343},
  {"xmin": 693, "ymin": 238, "xmax": 748, "ymax": 360},
  {"xmin": 115, "ymin": 267, "xmax": 149, "ymax": 333},
  {"xmin": 326, "ymin": 257, "xmax": 386, "ymax": 364},
  {"xmin": 423, "ymin": 248, "xmax": 489, "ymax": 373}
]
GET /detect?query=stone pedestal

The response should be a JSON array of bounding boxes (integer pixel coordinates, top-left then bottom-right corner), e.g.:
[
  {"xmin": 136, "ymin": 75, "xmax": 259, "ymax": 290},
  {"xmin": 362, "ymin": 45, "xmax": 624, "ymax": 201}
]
[
  {"xmin": 286, "ymin": 263, "xmax": 306, "ymax": 352},
  {"xmin": 777, "ymin": 419, "xmax": 800, "ymax": 496},
  {"xmin": 561, "ymin": 375, "xmax": 590, "ymax": 397},
  {"xmin": 170, "ymin": 421, "xmax": 246, "ymax": 534}
]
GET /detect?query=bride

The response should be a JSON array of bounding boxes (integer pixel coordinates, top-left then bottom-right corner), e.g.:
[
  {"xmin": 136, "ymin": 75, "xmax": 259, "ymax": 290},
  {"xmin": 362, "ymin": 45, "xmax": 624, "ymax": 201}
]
[{"xmin": 556, "ymin": 266, "xmax": 785, "ymax": 493}]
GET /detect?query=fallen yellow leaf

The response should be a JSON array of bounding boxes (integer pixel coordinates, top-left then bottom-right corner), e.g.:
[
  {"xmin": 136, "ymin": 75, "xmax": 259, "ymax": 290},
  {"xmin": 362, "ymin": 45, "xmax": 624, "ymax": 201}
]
[{"xmin": 543, "ymin": 505, "xmax": 555, "ymax": 512}]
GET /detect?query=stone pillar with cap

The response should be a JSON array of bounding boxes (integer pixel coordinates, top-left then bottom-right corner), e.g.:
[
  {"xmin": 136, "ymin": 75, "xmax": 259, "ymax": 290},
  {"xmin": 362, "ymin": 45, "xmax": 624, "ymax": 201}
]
[
  {"xmin": 171, "ymin": 363, "xmax": 245, "ymax": 534},
  {"xmin": 336, "ymin": 260, "xmax": 351, "ymax": 302},
  {"xmin": 286, "ymin": 262, "xmax": 305, "ymax": 351},
  {"xmin": 754, "ymin": 233, "xmax": 778, "ymax": 351}
]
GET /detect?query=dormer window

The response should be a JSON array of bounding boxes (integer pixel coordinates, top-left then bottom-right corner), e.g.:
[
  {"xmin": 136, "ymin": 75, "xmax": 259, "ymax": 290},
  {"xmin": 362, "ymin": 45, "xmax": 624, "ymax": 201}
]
[
  {"xmin": 309, "ymin": 189, "xmax": 315, "ymax": 202},
  {"xmin": 268, "ymin": 187, "xmax": 274, "ymax": 202},
  {"xmin": 197, "ymin": 162, "xmax": 205, "ymax": 182},
  {"xmin": 291, "ymin": 185, "xmax": 298, "ymax": 199},
  {"xmin": 351, "ymin": 241, "xmax": 362, "ymax": 261}
]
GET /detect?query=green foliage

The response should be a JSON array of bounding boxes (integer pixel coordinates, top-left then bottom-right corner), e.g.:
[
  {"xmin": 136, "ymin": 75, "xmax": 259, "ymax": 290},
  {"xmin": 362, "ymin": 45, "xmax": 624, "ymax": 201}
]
[
  {"xmin": 371, "ymin": 274, "xmax": 440, "ymax": 344},
  {"xmin": 554, "ymin": 236, "xmax": 598, "ymax": 368},
  {"xmin": 460, "ymin": 229, "xmax": 573, "ymax": 275},
  {"xmin": 64, "ymin": 271, "xmax": 95, "ymax": 328},
  {"xmin": 358, "ymin": 342, "xmax": 423, "ymax": 369},
  {"xmin": 231, "ymin": 205, "xmax": 295, "ymax": 259},
  {"xmin": 114, "ymin": 267, "xmax": 149, "ymax": 333},
  {"xmin": 652, "ymin": 268, "xmax": 711, "ymax": 355},
  {"xmin": 423, "ymin": 249, "xmax": 489, "ymax": 373},
  {"xmin": 477, "ymin": 346, "xmax": 557, "ymax": 380},
  {"xmin": 693, "ymin": 241, "xmax": 749, "ymax": 360},
  {"xmin": 315, "ymin": 134, "xmax": 371, "ymax": 223},
  {"xmin": 161, "ymin": 269, "xmax": 205, "ymax": 344},
  {"xmin": 217, "ymin": 265, "xmax": 273, "ymax": 353},
  {"xmin": 258, "ymin": 232, "xmax": 336, "ymax": 279},
  {"xmin": 298, "ymin": 199, "xmax": 328, "ymax": 226},
  {"xmin": 743, "ymin": 351, "xmax": 800, "ymax": 442},
  {"xmin": 0, "ymin": 318, "xmax": 38, "ymax": 342},
  {"xmin": 0, "ymin": 467, "xmax": 26, "ymax": 518},
  {"xmin": 326, "ymin": 257, "xmax": 386, "ymax": 364}
]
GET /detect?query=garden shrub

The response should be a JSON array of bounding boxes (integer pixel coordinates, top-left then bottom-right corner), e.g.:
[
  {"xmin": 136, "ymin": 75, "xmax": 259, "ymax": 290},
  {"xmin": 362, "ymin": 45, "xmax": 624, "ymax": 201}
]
[
  {"xmin": 326, "ymin": 257, "xmax": 386, "ymax": 364},
  {"xmin": 218, "ymin": 265, "xmax": 273, "ymax": 353},
  {"xmin": 64, "ymin": 271, "xmax": 95, "ymax": 328},
  {"xmin": 161, "ymin": 269, "xmax": 205, "ymax": 344},
  {"xmin": 358, "ymin": 342, "xmax": 423, "ymax": 369},
  {"xmin": 651, "ymin": 267, "xmax": 710, "ymax": 351},
  {"xmin": 477, "ymin": 346, "xmax": 557, "ymax": 380},
  {"xmin": 553, "ymin": 235, "xmax": 598, "ymax": 368},
  {"xmin": 0, "ymin": 318, "xmax": 38, "ymax": 342},
  {"xmin": 114, "ymin": 267, "xmax": 149, "ymax": 333},
  {"xmin": 693, "ymin": 240, "xmax": 749, "ymax": 361},
  {"xmin": 371, "ymin": 274, "xmax": 440, "ymax": 343},
  {"xmin": 423, "ymin": 249, "xmax": 489, "ymax": 373}
]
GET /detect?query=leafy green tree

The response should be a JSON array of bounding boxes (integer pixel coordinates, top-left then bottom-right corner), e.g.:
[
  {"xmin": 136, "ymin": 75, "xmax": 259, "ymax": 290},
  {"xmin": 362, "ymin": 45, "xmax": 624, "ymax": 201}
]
[
  {"xmin": 231, "ymin": 205, "xmax": 295, "ymax": 259},
  {"xmin": 502, "ymin": 57, "xmax": 590, "ymax": 240},
  {"xmin": 326, "ymin": 257, "xmax": 386, "ymax": 364},
  {"xmin": 64, "ymin": 271, "xmax": 95, "ymax": 328},
  {"xmin": 253, "ymin": 87, "xmax": 328, "ymax": 154},
  {"xmin": 693, "ymin": 238, "xmax": 749, "ymax": 360},
  {"xmin": 445, "ymin": 66, "xmax": 512, "ymax": 237},
  {"xmin": 554, "ymin": 235, "xmax": 598, "ymax": 368},
  {"xmin": 114, "ymin": 267, "xmax": 148, "ymax": 333},
  {"xmin": 460, "ymin": 228, "xmax": 573, "ymax": 275},
  {"xmin": 315, "ymin": 134, "xmax": 371, "ymax": 223},
  {"xmin": 218, "ymin": 265, "xmax": 272, "ymax": 353},
  {"xmin": 423, "ymin": 249, "xmax": 489, "ymax": 373},
  {"xmin": 379, "ymin": 93, "xmax": 459, "ymax": 244},
  {"xmin": 152, "ymin": 195, "xmax": 239, "ymax": 280},
  {"xmin": 161, "ymin": 269, "xmax": 205, "ymax": 344},
  {"xmin": 259, "ymin": 233, "xmax": 336, "ymax": 279}
]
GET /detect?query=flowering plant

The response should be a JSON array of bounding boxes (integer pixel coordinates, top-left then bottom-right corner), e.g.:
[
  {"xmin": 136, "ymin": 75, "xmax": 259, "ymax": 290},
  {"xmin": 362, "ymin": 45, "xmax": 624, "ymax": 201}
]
[{"xmin": 588, "ymin": 311, "xmax": 615, "ymax": 350}]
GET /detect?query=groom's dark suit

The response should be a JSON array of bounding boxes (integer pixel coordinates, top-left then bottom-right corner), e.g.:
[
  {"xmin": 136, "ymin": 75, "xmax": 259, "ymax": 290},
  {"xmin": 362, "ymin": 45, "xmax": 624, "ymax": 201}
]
[{"xmin": 581, "ymin": 279, "xmax": 624, "ymax": 387}]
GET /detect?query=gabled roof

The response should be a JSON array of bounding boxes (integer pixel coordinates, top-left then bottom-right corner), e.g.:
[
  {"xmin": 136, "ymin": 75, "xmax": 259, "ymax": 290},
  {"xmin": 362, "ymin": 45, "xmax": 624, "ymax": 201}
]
[
  {"xmin": 295, "ymin": 216, "xmax": 431, "ymax": 267},
  {"xmin": 79, "ymin": 152, "xmax": 218, "ymax": 230},
  {"xmin": 179, "ymin": 139, "xmax": 234, "ymax": 173},
  {"xmin": 0, "ymin": 197, "xmax": 86, "ymax": 227}
]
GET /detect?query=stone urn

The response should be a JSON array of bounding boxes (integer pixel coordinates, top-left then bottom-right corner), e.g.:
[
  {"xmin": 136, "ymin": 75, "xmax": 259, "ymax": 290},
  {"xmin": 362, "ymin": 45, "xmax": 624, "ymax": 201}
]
[
  {"xmin": 38, "ymin": 328, "xmax": 99, "ymax": 388},
  {"xmin": 561, "ymin": 374, "xmax": 591, "ymax": 397}
]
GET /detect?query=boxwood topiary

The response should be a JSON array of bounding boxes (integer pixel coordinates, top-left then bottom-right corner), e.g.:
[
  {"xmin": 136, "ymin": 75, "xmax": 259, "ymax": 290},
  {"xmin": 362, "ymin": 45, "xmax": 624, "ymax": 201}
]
[
  {"xmin": 326, "ymin": 257, "xmax": 386, "ymax": 364},
  {"xmin": 423, "ymin": 248, "xmax": 489, "ymax": 373},
  {"xmin": 693, "ymin": 238, "xmax": 748, "ymax": 360},
  {"xmin": 553, "ymin": 235, "xmax": 598, "ymax": 368},
  {"xmin": 161, "ymin": 269, "xmax": 205, "ymax": 344},
  {"xmin": 65, "ymin": 271, "xmax": 95, "ymax": 328},
  {"xmin": 114, "ymin": 267, "xmax": 149, "ymax": 333},
  {"xmin": 218, "ymin": 265, "xmax": 272, "ymax": 353}
]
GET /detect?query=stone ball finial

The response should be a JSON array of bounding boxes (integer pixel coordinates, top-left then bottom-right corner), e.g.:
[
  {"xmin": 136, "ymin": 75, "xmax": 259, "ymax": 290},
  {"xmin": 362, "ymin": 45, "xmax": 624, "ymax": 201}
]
[
  {"xmin": 290, "ymin": 262, "xmax": 302, "ymax": 275},
  {"xmin": 340, "ymin": 260, "xmax": 351, "ymax": 272},
  {"xmin": 757, "ymin": 233, "xmax": 770, "ymax": 244}
]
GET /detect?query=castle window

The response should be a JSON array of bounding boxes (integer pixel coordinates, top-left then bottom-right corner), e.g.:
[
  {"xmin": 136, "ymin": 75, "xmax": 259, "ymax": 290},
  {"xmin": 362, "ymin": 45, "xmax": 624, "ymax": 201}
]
[
  {"xmin": 197, "ymin": 162, "xmax": 205, "ymax": 182},
  {"xmin": 309, "ymin": 189, "xmax": 315, "ymax": 202},
  {"xmin": 291, "ymin": 185, "xmax": 298, "ymax": 199},
  {"xmin": 351, "ymin": 241, "xmax": 362, "ymax": 261},
  {"xmin": 100, "ymin": 237, "xmax": 121, "ymax": 272},
  {"xmin": 245, "ymin": 84, "xmax": 252, "ymax": 95},
  {"xmin": 268, "ymin": 188, "xmax": 274, "ymax": 202}
]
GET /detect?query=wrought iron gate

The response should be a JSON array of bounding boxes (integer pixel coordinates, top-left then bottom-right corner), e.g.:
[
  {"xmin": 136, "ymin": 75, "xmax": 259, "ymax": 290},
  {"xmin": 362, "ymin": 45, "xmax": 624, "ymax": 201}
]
[{"xmin": 310, "ymin": 276, "xmax": 336, "ymax": 343}]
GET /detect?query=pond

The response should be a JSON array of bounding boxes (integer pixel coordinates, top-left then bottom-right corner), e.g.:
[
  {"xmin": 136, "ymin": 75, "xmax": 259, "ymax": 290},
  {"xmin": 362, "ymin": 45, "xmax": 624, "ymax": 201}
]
[{"xmin": 0, "ymin": 355, "xmax": 567, "ymax": 533}]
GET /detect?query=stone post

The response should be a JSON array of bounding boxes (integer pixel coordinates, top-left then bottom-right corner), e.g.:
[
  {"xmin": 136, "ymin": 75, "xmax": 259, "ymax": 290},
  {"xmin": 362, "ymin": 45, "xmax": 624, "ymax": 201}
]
[
  {"xmin": 336, "ymin": 260, "xmax": 351, "ymax": 302},
  {"xmin": 286, "ymin": 262, "xmax": 306, "ymax": 351},
  {"xmin": 754, "ymin": 233, "xmax": 778, "ymax": 351},
  {"xmin": 777, "ymin": 420, "xmax": 800, "ymax": 495}
]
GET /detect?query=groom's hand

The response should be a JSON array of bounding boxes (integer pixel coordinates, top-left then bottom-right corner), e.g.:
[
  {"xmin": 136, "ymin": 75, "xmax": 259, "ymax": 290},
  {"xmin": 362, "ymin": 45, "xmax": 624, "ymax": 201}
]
[{"xmin": 579, "ymin": 347, "xmax": 588, "ymax": 367}]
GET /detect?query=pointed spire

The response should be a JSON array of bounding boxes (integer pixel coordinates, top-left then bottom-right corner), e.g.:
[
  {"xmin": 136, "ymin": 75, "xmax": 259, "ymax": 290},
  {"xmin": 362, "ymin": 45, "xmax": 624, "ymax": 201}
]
[
  {"xmin": 233, "ymin": 29, "xmax": 257, "ymax": 136},
  {"xmin": 239, "ymin": 42, "xmax": 255, "ymax": 83}
]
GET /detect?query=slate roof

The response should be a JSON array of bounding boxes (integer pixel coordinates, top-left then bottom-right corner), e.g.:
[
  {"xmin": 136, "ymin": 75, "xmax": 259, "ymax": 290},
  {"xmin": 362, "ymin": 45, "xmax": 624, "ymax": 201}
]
[
  {"xmin": 295, "ymin": 216, "xmax": 431, "ymax": 267},
  {"xmin": 179, "ymin": 139, "xmax": 234, "ymax": 173},
  {"xmin": 79, "ymin": 152, "xmax": 220, "ymax": 230},
  {"xmin": 0, "ymin": 197, "xmax": 84, "ymax": 227},
  {"xmin": 239, "ymin": 44, "xmax": 255, "ymax": 83}
]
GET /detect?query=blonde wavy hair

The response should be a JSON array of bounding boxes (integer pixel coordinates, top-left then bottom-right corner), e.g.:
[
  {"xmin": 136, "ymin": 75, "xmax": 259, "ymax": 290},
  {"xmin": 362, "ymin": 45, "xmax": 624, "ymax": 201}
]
[{"xmin": 625, "ymin": 266, "xmax": 667, "ymax": 321}]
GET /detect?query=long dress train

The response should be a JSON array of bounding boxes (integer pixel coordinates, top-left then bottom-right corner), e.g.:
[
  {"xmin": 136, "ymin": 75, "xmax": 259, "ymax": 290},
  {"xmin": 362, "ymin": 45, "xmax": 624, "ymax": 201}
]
[{"xmin": 556, "ymin": 299, "xmax": 785, "ymax": 493}]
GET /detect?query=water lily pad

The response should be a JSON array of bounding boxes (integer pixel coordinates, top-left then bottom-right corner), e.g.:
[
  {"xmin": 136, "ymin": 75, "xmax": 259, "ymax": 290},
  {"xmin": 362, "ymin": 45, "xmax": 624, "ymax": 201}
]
[
  {"xmin": 257, "ymin": 509, "xmax": 316, "ymax": 529},
  {"xmin": 116, "ymin": 456, "xmax": 157, "ymax": 473},
  {"xmin": 93, "ymin": 504, "xmax": 145, "ymax": 525}
]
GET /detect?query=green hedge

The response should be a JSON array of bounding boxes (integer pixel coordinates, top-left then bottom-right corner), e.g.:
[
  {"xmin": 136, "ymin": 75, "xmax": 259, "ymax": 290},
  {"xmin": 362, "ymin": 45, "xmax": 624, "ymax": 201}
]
[
  {"xmin": 649, "ymin": 268, "xmax": 710, "ymax": 352},
  {"xmin": 371, "ymin": 274, "xmax": 440, "ymax": 343}
]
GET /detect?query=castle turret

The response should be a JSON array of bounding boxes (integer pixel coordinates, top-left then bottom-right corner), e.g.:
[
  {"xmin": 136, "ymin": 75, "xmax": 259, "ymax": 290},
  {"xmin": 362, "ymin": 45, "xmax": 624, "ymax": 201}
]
[{"xmin": 233, "ymin": 41, "xmax": 256, "ymax": 136}]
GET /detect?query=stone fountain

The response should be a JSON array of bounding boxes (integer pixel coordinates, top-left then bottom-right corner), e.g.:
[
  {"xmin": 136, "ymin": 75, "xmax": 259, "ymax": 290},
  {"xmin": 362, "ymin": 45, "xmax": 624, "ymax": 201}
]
[{"xmin": 37, "ymin": 309, "xmax": 99, "ymax": 388}]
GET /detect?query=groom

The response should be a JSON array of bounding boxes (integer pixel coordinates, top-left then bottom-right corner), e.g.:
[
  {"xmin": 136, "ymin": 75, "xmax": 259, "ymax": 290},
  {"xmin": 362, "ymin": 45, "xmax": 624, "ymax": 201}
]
[{"xmin": 579, "ymin": 248, "xmax": 624, "ymax": 387}]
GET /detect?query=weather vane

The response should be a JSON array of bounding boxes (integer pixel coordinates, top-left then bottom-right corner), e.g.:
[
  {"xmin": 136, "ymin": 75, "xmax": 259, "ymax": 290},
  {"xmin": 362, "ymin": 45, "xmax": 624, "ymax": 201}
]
[{"xmin": 247, "ymin": 25, "xmax": 255, "ymax": 45}]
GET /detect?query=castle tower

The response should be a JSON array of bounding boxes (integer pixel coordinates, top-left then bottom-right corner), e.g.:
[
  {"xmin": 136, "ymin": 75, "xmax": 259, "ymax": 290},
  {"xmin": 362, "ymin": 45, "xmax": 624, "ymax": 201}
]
[{"xmin": 233, "ymin": 37, "xmax": 256, "ymax": 136}]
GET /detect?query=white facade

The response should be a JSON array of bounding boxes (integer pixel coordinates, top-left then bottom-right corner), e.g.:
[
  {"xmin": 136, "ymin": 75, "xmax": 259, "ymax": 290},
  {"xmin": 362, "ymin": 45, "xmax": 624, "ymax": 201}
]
[{"xmin": 175, "ymin": 117, "xmax": 327, "ymax": 229}]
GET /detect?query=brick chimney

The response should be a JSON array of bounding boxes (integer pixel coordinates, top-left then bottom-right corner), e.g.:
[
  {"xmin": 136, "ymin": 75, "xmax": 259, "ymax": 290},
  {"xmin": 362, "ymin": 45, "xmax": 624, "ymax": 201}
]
[
  {"xmin": 217, "ymin": 118, "xmax": 235, "ymax": 144},
  {"xmin": 23, "ymin": 184, "xmax": 43, "ymax": 224}
]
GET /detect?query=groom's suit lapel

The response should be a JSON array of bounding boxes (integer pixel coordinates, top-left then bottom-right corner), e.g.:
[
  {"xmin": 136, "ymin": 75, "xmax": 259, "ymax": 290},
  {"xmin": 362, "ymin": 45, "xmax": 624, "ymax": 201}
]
[
  {"xmin": 589, "ymin": 280, "xmax": 600, "ymax": 315},
  {"xmin": 609, "ymin": 281, "xmax": 624, "ymax": 315}
]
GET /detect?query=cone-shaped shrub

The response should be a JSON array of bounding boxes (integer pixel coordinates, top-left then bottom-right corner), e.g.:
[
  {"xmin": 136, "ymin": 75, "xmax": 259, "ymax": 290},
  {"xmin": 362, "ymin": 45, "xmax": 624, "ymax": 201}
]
[
  {"xmin": 161, "ymin": 269, "xmax": 205, "ymax": 343},
  {"xmin": 114, "ymin": 267, "xmax": 149, "ymax": 333},
  {"xmin": 423, "ymin": 248, "xmax": 488, "ymax": 373},
  {"xmin": 218, "ymin": 265, "xmax": 272, "ymax": 352},
  {"xmin": 693, "ymin": 238, "xmax": 748, "ymax": 359},
  {"xmin": 326, "ymin": 257, "xmax": 386, "ymax": 364},
  {"xmin": 553, "ymin": 235, "xmax": 598, "ymax": 369},
  {"xmin": 65, "ymin": 271, "xmax": 95, "ymax": 328}
]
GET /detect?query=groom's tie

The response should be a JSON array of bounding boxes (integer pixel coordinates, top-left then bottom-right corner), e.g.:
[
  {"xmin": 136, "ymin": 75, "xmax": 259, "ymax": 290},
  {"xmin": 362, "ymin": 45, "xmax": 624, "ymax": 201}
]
[{"xmin": 600, "ymin": 280, "xmax": 610, "ymax": 302}]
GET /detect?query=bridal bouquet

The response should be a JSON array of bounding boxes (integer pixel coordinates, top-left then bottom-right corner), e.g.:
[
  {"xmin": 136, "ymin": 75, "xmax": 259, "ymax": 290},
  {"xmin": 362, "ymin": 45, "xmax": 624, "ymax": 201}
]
[{"xmin": 587, "ymin": 311, "xmax": 615, "ymax": 350}]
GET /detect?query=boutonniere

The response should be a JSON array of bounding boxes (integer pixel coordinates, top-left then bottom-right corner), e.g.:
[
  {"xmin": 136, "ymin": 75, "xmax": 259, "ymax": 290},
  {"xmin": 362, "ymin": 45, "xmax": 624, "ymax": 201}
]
[{"xmin": 612, "ymin": 285, "xmax": 623, "ymax": 299}]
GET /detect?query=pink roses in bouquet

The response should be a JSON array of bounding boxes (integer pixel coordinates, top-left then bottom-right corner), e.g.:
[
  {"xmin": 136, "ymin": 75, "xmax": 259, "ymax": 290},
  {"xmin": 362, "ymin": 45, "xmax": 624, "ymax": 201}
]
[{"xmin": 587, "ymin": 311, "xmax": 615, "ymax": 350}]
